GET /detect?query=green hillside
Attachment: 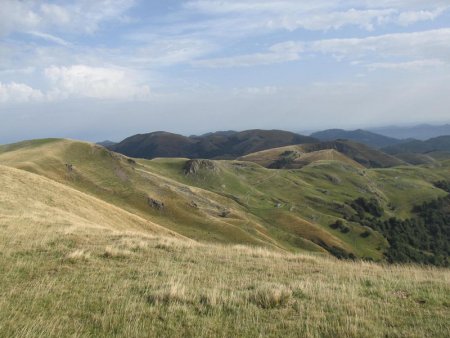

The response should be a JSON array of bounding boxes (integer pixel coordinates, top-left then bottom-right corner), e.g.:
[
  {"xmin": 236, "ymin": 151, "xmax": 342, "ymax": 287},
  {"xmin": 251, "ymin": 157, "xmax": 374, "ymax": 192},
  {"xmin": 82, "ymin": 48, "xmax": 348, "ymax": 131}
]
[
  {"xmin": 1, "ymin": 138, "xmax": 449, "ymax": 263},
  {"xmin": 239, "ymin": 140, "xmax": 405, "ymax": 169}
]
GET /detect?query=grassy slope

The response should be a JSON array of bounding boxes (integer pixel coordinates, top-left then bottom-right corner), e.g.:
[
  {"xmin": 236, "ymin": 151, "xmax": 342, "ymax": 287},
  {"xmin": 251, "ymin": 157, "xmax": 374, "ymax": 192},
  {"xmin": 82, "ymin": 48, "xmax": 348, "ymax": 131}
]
[
  {"xmin": 0, "ymin": 170, "xmax": 449, "ymax": 337},
  {"xmin": 0, "ymin": 140, "xmax": 305, "ymax": 251},
  {"xmin": 239, "ymin": 145, "xmax": 364, "ymax": 169},
  {"xmin": 1, "ymin": 139, "xmax": 449, "ymax": 261},
  {"xmin": 239, "ymin": 141, "xmax": 405, "ymax": 169},
  {"xmin": 0, "ymin": 164, "xmax": 175, "ymax": 241},
  {"xmin": 144, "ymin": 157, "xmax": 449, "ymax": 259}
]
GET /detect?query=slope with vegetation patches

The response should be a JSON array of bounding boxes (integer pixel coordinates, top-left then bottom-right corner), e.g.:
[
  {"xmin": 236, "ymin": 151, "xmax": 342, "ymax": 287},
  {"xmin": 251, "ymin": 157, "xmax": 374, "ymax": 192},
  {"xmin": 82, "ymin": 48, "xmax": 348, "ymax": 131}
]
[
  {"xmin": 239, "ymin": 145, "xmax": 364, "ymax": 169},
  {"xmin": 239, "ymin": 140, "xmax": 404, "ymax": 169},
  {"xmin": 1, "ymin": 138, "xmax": 449, "ymax": 263},
  {"xmin": 0, "ymin": 139, "xmax": 288, "ymax": 250},
  {"xmin": 1, "ymin": 192, "xmax": 449, "ymax": 337},
  {"xmin": 383, "ymin": 135, "xmax": 450, "ymax": 162},
  {"xmin": 300, "ymin": 140, "xmax": 406, "ymax": 168}
]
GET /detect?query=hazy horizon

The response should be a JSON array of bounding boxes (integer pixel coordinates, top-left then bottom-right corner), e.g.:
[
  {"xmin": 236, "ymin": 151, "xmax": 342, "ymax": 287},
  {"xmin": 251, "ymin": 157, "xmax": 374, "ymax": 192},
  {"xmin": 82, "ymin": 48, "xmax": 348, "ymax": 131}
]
[
  {"xmin": 2, "ymin": 121, "xmax": 450, "ymax": 145},
  {"xmin": 1, "ymin": 1, "xmax": 450, "ymax": 143}
]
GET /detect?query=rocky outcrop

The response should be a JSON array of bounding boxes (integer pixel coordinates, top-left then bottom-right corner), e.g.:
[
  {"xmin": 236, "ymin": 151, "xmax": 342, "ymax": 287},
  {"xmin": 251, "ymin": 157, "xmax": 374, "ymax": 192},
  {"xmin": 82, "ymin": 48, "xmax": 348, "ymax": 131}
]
[
  {"xmin": 183, "ymin": 159, "xmax": 219, "ymax": 175},
  {"xmin": 65, "ymin": 163, "xmax": 74, "ymax": 172},
  {"xmin": 148, "ymin": 197, "xmax": 165, "ymax": 210}
]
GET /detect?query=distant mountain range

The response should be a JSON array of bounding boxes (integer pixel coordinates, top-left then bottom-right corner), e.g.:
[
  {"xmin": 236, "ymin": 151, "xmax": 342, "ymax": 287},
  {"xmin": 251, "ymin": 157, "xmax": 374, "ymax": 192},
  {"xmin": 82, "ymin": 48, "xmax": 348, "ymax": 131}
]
[
  {"xmin": 310, "ymin": 129, "xmax": 403, "ymax": 149},
  {"xmin": 383, "ymin": 135, "xmax": 450, "ymax": 155},
  {"xmin": 105, "ymin": 130, "xmax": 407, "ymax": 168},
  {"xmin": 97, "ymin": 140, "xmax": 117, "ymax": 147},
  {"xmin": 369, "ymin": 124, "xmax": 450, "ymax": 140},
  {"xmin": 100, "ymin": 124, "xmax": 450, "ymax": 166},
  {"xmin": 108, "ymin": 130, "xmax": 317, "ymax": 160}
]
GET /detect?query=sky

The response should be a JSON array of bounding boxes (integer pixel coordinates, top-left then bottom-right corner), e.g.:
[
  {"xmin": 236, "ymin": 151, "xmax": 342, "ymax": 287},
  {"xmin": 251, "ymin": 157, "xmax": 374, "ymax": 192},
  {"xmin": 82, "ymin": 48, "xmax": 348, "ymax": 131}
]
[{"xmin": 1, "ymin": 0, "xmax": 450, "ymax": 143}]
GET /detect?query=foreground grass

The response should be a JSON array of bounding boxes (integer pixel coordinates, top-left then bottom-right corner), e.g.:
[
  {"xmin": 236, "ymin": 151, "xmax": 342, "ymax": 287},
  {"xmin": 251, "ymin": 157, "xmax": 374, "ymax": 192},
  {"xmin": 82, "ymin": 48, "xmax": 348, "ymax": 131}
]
[{"xmin": 1, "ymin": 229, "xmax": 449, "ymax": 337}]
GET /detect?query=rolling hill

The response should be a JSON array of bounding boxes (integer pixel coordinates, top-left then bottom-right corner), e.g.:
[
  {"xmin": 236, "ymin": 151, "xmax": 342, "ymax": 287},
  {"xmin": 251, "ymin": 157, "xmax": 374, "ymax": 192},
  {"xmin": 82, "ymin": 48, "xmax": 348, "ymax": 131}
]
[
  {"xmin": 240, "ymin": 140, "xmax": 405, "ymax": 169},
  {"xmin": 109, "ymin": 129, "xmax": 317, "ymax": 159},
  {"xmin": 300, "ymin": 140, "xmax": 406, "ymax": 168},
  {"xmin": 310, "ymin": 129, "xmax": 403, "ymax": 148},
  {"xmin": 1, "ymin": 138, "xmax": 449, "ymax": 262},
  {"xmin": 239, "ymin": 146, "xmax": 364, "ymax": 169}
]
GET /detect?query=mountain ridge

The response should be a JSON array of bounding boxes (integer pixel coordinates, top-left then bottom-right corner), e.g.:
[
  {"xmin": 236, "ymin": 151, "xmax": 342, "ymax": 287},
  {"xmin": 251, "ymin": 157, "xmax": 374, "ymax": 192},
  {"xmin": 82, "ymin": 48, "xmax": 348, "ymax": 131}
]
[
  {"xmin": 370, "ymin": 123, "xmax": 450, "ymax": 140},
  {"xmin": 383, "ymin": 135, "xmax": 450, "ymax": 156},
  {"xmin": 109, "ymin": 129, "xmax": 318, "ymax": 159},
  {"xmin": 310, "ymin": 128, "xmax": 403, "ymax": 148}
]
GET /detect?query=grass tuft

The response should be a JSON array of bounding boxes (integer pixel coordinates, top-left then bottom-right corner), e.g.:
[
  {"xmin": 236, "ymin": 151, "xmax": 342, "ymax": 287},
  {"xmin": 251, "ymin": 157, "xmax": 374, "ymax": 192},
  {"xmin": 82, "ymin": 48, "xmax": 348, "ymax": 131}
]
[
  {"xmin": 147, "ymin": 280, "xmax": 189, "ymax": 305},
  {"xmin": 102, "ymin": 246, "xmax": 133, "ymax": 259},
  {"xmin": 66, "ymin": 249, "xmax": 90, "ymax": 261},
  {"xmin": 250, "ymin": 284, "xmax": 293, "ymax": 309}
]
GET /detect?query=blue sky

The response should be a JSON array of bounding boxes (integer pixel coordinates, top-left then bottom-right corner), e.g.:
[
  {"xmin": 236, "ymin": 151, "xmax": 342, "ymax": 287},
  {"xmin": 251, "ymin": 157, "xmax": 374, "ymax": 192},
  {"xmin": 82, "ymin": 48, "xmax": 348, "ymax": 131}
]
[{"xmin": 1, "ymin": 0, "xmax": 450, "ymax": 142}]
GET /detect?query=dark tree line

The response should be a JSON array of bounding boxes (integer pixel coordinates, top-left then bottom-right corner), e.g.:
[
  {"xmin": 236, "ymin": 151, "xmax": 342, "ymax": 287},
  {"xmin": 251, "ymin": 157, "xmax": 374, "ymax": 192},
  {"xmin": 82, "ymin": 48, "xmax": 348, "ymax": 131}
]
[
  {"xmin": 344, "ymin": 183, "xmax": 450, "ymax": 266},
  {"xmin": 434, "ymin": 180, "xmax": 450, "ymax": 193}
]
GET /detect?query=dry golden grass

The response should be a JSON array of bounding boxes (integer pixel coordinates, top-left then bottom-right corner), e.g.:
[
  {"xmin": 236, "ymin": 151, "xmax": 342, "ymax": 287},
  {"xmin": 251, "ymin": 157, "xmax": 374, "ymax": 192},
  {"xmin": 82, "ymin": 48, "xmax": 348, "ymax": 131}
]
[
  {"xmin": 0, "ymin": 164, "xmax": 176, "ymax": 242},
  {"xmin": 239, "ymin": 145, "xmax": 363, "ymax": 169},
  {"xmin": 1, "ymin": 222, "xmax": 449, "ymax": 337}
]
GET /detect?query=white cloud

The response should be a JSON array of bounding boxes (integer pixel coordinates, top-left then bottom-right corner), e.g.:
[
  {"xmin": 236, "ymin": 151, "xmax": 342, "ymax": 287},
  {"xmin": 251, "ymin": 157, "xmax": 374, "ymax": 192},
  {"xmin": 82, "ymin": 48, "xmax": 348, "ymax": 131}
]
[
  {"xmin": 0, "ymin": 0, "xmax": 136, "ymax": 36},
  {"xmin": 129, "ymin": 37, "xmax": 216, "ymax": 66},
  {"xmin": 193, "ymin": 28, "xmax": 450, "ymax": 68},
  {"xmin": 27, "ymin": 31, "xmax": 70, "ymax": 46},
  {"xmin": 53, "ymin": 0, "xmax": 136, "ymax": 33},
  {"xmin": 0, "ymin": 65, "xmax": 151, "ymax": 103},
  {"xmin": 39, "ymin": 3, "xmax": 71, "ymax": 26},
  {"xmin": 195, "ymin": 41, "xmax": 303, "ymax": 68},
  {"xmin": 310, "ymin": 28, "xmax": 450, "ymax": 61},
  {"xmin": 0, "ymin": 67, "xmax": 35, "ymax": 76},
  {"xmin": 0, "ymin": 82, "xmax": 44, "ymax": 103},
  {"xmin": 397, "ymin": 8, "xmax": 447, "ymax": 25},
  {"xmin": 0, "ymin": 1, "xmax": 41, "ymax": 36},
  {"xmin": 184, "ymin": 0, "xmax": 450, "ymax": 33},
  {"xmin": 366, "ymin": 59, "xmax": 445, "ymax": 70},
  {"xmin": 44, "ymin": 65, "xmax": 150, "ymax": 100},
  {"xmin": 277, "ymin": 8, "xmax": 395, "ymax": 31},
  {"xmin": 232, "ymin": 86, "xmax": 278, "ymax": 96}
]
